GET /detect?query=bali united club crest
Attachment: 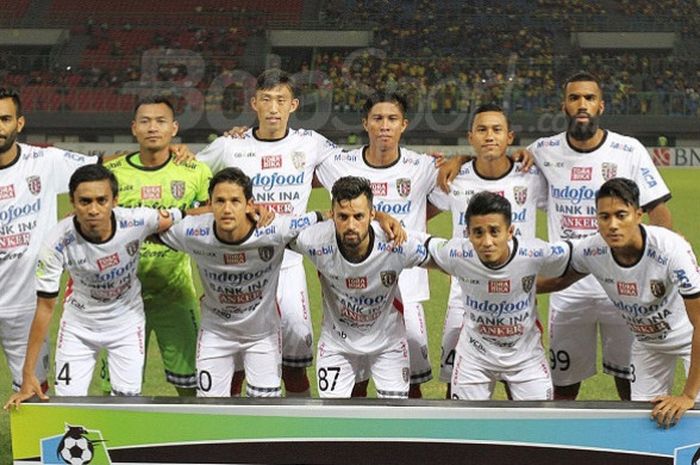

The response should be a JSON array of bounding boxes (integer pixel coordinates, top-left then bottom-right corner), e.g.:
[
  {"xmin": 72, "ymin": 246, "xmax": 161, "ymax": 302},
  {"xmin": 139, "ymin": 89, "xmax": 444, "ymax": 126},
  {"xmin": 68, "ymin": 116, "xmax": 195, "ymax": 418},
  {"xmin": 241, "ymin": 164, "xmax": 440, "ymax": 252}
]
[
  {"xmin": 396, "ymin": 178, "xmax": 411, "ymax": 198},
  {"xmin": 522, "ymin": 274, "xmax": 535, "ymax": 293},
  {"xmin": 601, "ymin": 162, "xmax": 618, "ymax": 181},
  {"xmin": 650, "ymin": 279, "xmax": 666, "ymax": 298},
  {"xmin": 26, "ymin": 176, "xmax": 41, "ymax": 195},
  {"xmin": 513, "ymin": 186, "xmax": 527, "ymax": 206},
  {"xmin": 292, "ymin": 151, "xmax": 306, "ymax": 170},
  {"xmin": 258, "ymin": 246, "xmax": 274, "ymax": 262},
  {"xmin": 125, "ymin": 240, "xmax": 140, "ymax": 257},
  {"xmin": 380, "ymin": 270, "xmax": 397, "ymax": 287},
  {"xmin": 170, "ymin": 181, "xmax": 185, "ymax": 199}
]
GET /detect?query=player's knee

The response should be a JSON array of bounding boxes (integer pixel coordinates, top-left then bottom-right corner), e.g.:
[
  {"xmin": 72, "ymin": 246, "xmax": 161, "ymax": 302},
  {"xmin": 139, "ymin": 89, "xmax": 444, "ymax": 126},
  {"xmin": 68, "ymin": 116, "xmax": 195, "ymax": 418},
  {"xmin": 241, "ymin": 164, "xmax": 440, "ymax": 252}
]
[
  {"xmin": 282, "ymin": 366, "xmax": 309, "ymax": 393},
  {"xmin": 553, "ymin": 383, "xmax": 580, "ymax": 400}
]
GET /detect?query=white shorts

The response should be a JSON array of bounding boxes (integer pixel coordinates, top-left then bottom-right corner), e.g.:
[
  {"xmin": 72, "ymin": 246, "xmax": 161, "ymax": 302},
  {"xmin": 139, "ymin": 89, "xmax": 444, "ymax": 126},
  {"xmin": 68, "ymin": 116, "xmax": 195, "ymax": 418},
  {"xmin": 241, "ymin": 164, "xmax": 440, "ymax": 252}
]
[
  {"xmin": 0, "ymin": 307, "xmax": 49, "ymax": 390},
  {"xmin": 451, "ymin": 348, "xmax": 553, "ymax": 401},
  {"xmin": 196, "ymin": 328, "xmax": 282, "ymax": 398},
  {"xmin": 548, "ymin": 292, "xmax": 633, "ymax": 386},
  {"xmin": 630, "ymin": 341, "xmax": 696, "ymax": 401},
  {"xmin": 316, "ymin": 337, "xmax": 410, "ymax": 399},
  {"xmin": 54, "ymin": 316, "xmax": 145, "ymax": 396},
  {"xmin": 277, "ymin": 264, "xmax": 313, "ymax": 368},
  {"xmin": 403, "ymin": 301, "xmax": 432, "ymax": 384}
]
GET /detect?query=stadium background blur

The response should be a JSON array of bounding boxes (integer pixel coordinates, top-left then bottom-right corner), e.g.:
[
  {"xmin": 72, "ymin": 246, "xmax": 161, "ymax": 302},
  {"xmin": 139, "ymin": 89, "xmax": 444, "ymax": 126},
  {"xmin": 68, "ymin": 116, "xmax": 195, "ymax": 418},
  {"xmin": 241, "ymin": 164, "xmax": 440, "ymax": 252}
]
[{"xmin": 2, "ymin": 0, "xmax": 700, "ymax": 461}]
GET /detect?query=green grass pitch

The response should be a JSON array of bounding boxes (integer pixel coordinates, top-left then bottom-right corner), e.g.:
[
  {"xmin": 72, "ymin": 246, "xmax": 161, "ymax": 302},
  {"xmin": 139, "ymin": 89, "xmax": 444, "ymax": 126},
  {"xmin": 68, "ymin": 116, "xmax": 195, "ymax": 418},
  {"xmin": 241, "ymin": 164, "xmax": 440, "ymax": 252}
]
[{"xmin": 0, "ymin": 167, "xmax": 696, "ymax": 461}]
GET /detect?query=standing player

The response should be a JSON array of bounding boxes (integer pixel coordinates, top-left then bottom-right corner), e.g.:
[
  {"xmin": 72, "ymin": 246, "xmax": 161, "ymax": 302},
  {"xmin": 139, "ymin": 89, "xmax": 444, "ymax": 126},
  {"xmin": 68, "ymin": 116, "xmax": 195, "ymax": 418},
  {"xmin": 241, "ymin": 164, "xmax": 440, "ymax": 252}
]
[
  {"xmin": 428, "ymin": 192, "xmax": 569, "ymax": 400},
  {"xmin": 538, "ymin": 178, "xmax": 699, "ymax": 426},
  {"xmin": 159, "ymin": 168, "xmax": 324, "ymax": 397},
  {"xmin": 315, "ymin": 91, "xmax": 438, "ymax": 397},
  {"xmin": 4, "ymin": 164, "xmax": 180, "ymax": 407},
  {"xmin": 289, "ymin": 176, "xmax": 431, "ymax": 398},
  {"xmin": 428, "ymin": 103, "xmax": 547, "ymax": 395},
  {"xmin": 102, "ymin": 96, "xmax": 212, "ymax": 396},
  {"xmin": 530, "ymin": 72, "xmax": 672, "ymax": 400},
  {"xmin": 0, "ymin": 88, "xmax": 97, "ymax": 393},
  {"xmin": 196, "ymin": 69, "xmax": 342, "ymax": 396},
  {"xmin": 438, "ymin": 72, "xmax": 672, "ymax": 400}
]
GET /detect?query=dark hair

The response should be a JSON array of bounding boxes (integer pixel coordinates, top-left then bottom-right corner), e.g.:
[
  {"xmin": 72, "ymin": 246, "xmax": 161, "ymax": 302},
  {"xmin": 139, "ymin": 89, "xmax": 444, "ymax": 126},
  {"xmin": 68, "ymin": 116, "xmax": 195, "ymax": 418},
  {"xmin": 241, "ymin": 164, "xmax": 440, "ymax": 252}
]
[
  {"xmin": 69, "ymin": 164, "xmax": 118, "ymax": 198},
  {"xmin": 470, "ymin": 103, "xmax": 510, "ymax": 130},
  {"xmin": 208, "ymin": 167, "xmax": 253, "ymax": 200},
  {"xmin": 133, "ymin": 95, "xmax": 175, "ymax": 117},
  {"xmin": 256, "ymin": 69, "xmax": 296, "ymax": 96},
  {"xmin": 0, "ymin": 87, "xmax": 22, "ymax": 117},
  {"xmin": 563, "ymin": 71, "xmax": 602, "ymax": 95},
  {"xmin": 465, "ymin": 191, "xmax": 512, "ymax": 227},
  {"xmin": 331, "ymin": 176, "xmax": 374, "ymax": 207},
  {"xmin": 362, "ymin": 91, "xmax": 408, "ymax": 118},
  {"xmin": 596, "ymin": 178, "xmax": 640, "ymax": 209}
]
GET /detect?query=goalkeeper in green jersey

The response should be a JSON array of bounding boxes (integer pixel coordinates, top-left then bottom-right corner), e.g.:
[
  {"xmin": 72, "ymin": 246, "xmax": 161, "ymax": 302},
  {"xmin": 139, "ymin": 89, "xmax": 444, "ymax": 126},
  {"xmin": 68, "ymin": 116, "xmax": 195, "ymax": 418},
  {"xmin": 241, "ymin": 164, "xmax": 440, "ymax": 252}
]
[{"xmin": 102, "ymin": 96, "xmax": 212, "ymax": 395}]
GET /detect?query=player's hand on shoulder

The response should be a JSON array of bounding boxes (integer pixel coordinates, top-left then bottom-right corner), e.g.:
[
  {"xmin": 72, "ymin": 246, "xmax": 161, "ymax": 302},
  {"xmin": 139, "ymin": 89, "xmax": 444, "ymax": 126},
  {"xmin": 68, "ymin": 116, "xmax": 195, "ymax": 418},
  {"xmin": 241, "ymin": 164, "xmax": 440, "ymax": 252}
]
[
  {"xmin": 170, "ymin": 144, "xmax": 196, "ymax": 164},
  {"xmin": 437, "ymin": 155, "xmax": 469, "ymax": 193},
  {"xmin": 375, "ymin": 211, "xmax": 406, "ymax": 247},
  {"xmin": 101, "ymin": 149, "xmax": 130, "ymax": 163},
  {"xmin": 3, "ymin": 375, "xmax": 48, "ymax": 410},
  {"xmin": 650, "ymin": 393, "xmax": 695, "ymax": 428},
  {"xmin": 252, "ymin": 204, "xmax": 275, "ymax": 227},
  {"xmin": 224, "ymin": 126, "xmax": 249, "ymax": 139},
  {"xmin": 510, "ymin": 149, "xmax": 535, "ymax": 172}
]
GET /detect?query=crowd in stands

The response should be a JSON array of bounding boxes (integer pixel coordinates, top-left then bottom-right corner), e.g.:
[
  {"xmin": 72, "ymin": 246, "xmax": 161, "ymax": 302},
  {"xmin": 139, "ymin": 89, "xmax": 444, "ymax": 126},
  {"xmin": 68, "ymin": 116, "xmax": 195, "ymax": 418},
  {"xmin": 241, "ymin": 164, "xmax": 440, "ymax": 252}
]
[{"xmin": 2, "ymin": 0, "xmax": 699, "ymax": 116}]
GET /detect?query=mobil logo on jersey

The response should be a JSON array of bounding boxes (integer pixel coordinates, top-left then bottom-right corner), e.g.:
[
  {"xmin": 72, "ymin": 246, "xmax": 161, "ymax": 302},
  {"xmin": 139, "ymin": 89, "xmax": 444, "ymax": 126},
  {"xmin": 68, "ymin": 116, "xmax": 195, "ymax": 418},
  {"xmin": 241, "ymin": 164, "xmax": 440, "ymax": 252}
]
[
  {"xmin": 346, "ymin": 276, "xmax": 368, "ymax": 289},
  {"xmin": 616, "ymin": 281, "xmax": 638, "ymax": 296},
  {"xmin": 119, "ymin": 218, "xmax": 145, "ymax": 228},
  {"xmin": 570, "ymin": 166, "xmax": 592, "ymax": 181}
]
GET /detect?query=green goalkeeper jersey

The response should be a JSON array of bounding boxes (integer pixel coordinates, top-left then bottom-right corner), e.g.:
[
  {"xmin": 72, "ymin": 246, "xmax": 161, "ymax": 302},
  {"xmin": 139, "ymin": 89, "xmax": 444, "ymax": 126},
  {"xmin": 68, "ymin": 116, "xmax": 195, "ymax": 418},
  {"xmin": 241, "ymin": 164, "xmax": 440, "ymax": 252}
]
[{"xmin": 105, "ymin": 152, "xmax": 212, "ymax": 298}]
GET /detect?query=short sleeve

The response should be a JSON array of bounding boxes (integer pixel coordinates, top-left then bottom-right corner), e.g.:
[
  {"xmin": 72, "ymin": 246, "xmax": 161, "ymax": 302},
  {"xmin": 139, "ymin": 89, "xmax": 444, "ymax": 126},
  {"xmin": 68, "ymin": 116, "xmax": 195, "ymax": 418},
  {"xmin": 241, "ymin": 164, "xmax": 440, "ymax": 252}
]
[
  {"xmin": 35, "ymin": 234, "xmax": 66, "ymax": 297},
  {"xmin": 196, "ymin": 136, "xmax": 230, "ymax": 174}
]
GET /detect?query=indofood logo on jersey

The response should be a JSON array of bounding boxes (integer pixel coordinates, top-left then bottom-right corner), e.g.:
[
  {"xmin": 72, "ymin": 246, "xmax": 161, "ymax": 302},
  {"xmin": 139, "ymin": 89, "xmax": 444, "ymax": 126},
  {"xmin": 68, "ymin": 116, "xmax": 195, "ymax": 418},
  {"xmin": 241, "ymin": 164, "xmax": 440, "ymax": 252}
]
[
  {"xmin": 252, "ymin": 172, "xmax": 305, "ymax": 191},
  {"xmin": 40, "ymin": 424, "xmax": 111, "ymax": 464},
  {"xmin": 170, "ymin": 180, "xmax": 186, "ymax": 199},
  {"xmin": 26, "ymin": 176, "xmax": 42, "ymax": 195},
  {"xmin": 513, "ymin": 186, "xmax": 527, "ymax": 206},
  {"xmin": 396, "ymin": 178, "xmax": 411, "ymax": 198},
  {"xmin": 601, "ymin": 162, "xmax": 618, "ymax": 181}
]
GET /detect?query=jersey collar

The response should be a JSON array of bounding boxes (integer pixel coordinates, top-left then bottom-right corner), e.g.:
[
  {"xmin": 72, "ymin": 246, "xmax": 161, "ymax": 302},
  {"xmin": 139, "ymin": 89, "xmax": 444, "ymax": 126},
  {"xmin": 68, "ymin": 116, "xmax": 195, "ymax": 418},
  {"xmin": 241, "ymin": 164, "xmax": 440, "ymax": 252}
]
[
  {"xmin": 0, "ymin": 144, "xmax": 21, "ymax": 170},
  {"xmin": 565, "ymin": 129, "xmax": 608, "ymax": 154},
  {"xmin": 362, "ymin": 145, "xmax": 402, "ymax": 169},
  {"xmin": 252, "ymin": 127, "xmax": 289, "ymax": 142},
  {"xmin": 125, "ymin": 152, "xmax": 172, "ymax": 171}
]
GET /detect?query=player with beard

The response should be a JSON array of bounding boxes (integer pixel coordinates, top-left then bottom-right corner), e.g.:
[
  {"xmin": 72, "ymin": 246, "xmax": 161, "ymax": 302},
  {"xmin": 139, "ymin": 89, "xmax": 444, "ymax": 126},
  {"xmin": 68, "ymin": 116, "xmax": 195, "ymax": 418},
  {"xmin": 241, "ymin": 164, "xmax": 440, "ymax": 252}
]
[{"xmin": 527, "ymin": 72, "xmax": 672, "ymax": 400}]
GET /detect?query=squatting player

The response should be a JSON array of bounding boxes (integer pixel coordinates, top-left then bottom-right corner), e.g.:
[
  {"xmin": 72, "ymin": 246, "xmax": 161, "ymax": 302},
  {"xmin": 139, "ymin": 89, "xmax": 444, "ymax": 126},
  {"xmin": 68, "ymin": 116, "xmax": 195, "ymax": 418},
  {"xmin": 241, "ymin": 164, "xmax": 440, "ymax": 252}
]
[
  {"xmin": 315, "ymin": 91, "xmax": 439, "ymax": 397},
  {"xmin": 428, "ymin": 103, "xmax": 547, "ymax": 396},
  {"xmin": 196, "ymin": 69, "xmax": 343, "ymax": 396},
  {"xmin": 160, "ymin": 168, "xmax": 326, "ymax": 397},
  {"xmin": 0, "ymin": 88, "xmax": 96, "ymax": 393},
  {"xmin": 538, "ymin": 178, "xmax": 700, "ymax": 427},
  {"xmin": 102, "ymin": 96, "xmax": 212, "ymax": 395},
  {"xmin": 428, "ymin": 192, "xmax": 569, "ymax": 400},
  {"xmin": 4, "ymin": 164, "xmax": 181, "ymax": 407},
  {"xmin": 289, "ymin": 176, "xmax": 430, "ymax": 398}
]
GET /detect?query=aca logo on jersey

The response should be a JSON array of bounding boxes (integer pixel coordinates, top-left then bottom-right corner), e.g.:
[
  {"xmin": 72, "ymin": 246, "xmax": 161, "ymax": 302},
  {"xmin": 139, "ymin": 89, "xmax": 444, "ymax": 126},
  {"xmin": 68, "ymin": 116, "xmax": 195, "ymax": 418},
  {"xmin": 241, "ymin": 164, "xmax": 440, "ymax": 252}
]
[
  {"xmin": 97, "ymin": 252, "xmax": 121, "ymax": 271},
  {"xmin": 571, "ymin": 167, "xmax": 592, "ymax": 181},
  {"xmin": 346, "ymin": 276, "xmax": 368, "ymax": 289},
  {"xmin": 616, "ymin": 281, "xmax": 638, "ymax": 296},
  {"xmin": 488, "ymin": 280, "xmax": 511, "ymax": 293},
  {"xmin": 224, "ymin": 252, "xmax": 246, "ymax": 265},
  {"xmin": 141, "ymin": 186, "xmax": 162, "ymax": 200},
  {"xmin": 0, "ymin": 184, "xmax": 16, "ymax": 200}
]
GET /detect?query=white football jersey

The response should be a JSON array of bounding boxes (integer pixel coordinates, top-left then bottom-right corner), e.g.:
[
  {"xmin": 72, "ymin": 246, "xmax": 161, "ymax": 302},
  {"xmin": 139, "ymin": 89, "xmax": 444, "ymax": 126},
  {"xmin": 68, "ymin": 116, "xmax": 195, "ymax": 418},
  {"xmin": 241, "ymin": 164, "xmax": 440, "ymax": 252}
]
[
  {"xmin": 315, "ymin": 146, "xmax": 438, "ymax": 302},
  {"xmin": 429, "ymin": 237, "xmax": 571, "ymax": 368},
  {"xmin": 571, "ymin": 225, "xmax": 700, "ymax": 351},
  {"xmin": 528, "ymin": 130, "xmax": 671, "ymax": 298},
  {"xmin": 0, "ymin": 143, "xmax": 95, "ymax": 313},
  {"xmin": 35, "ymin": 207, "xmax": 160, "ymax": 327},
  {"xmin": 197, "ymin": 128, "xmax": 341, "ymax": 269},
  {"xmin": 160, "ymin": 212, "xmax": 321, "ymax": 341},
  {"xmin": 290, "ymin": 221, "xmax": 430, "ymax": 354},
  {"xmin": 429, "ymin": 159, "xmax": 547, "ymax": 306}
]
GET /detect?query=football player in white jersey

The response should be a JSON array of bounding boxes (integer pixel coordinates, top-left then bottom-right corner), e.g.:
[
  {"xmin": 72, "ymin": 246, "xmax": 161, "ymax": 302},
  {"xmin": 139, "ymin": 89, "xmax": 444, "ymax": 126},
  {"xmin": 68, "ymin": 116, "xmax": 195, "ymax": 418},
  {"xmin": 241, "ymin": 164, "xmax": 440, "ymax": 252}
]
[
  {"xmin": 4, "ymin": 165, "xmax": 181, "ymax": 408},
  {"xmin": 196, "ymin": 69, "xmax": 342, "ymax": 397},
  {"xmin": 538, "ymin": 178, "xmax": 699, "ymax": 426},
  {"xmin": 289, "ymin": 176, "xmax": 430, "ymax": 398},
  {"xmin": 428, "ymin": 104, "xmax": 547, "ymax": 396},
  {"xmin": 428, "ymin": 191, "xmax": 569, "ymax": 400},
  {"xmin": 0, "ymin": 88, "xmax": 97, "ymax": 393},
  {"xmin": 315, "ymin": 91, "xmax": 439, "ymax": 398},
  {"xmin": 159, "ymin": 167, "xmax": 324, "ymax": 397},
  {"xmin": 437, "ymin": 72, "xmax": 672, "ymax": 401}
]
